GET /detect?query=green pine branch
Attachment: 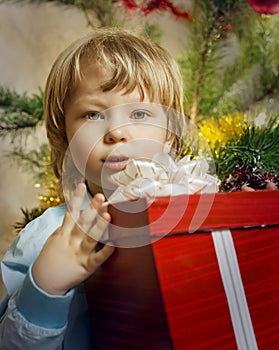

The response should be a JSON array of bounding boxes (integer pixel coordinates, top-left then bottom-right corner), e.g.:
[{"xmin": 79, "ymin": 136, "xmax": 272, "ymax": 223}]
[
  {"xmin": 7, "ymin": 143, "xmax": 50, "ymax": 172},
  {"xmin": 214, "ymin": 116, "xmax": 279, "ymax": 181},
  {"xmin": 179, "ymin": 0, "xmax": 248, "ymax": 122},
  {"xmin": 12, "ymin": 207, "xmax": 46, "ymax": 233},
  {"xmin": 178, "ymin": 0, "xmax": 279, "ymax": 121},
  {"xmin": 0, "ymin": 87, "xmax": 44, "ymax": 136},
  {"xmin": 3, "ymin": 0, "xmax": 126, "ymax": 28}
]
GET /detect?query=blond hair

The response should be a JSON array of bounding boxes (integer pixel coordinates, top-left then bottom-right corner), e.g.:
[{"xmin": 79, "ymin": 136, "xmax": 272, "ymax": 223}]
[{"xmin": 44, "ymin": 27, "xmax": 185, "ymax": 200}]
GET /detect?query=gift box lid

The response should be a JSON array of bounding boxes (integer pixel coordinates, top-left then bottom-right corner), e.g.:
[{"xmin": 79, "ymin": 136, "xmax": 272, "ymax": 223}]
[
  {"xmin": 147, "ymin": 189, "xmax": 279, "ymax": 236},
  {"xmin": 106, "ymin": 190, "xmax": 279, "ymax": 246}
]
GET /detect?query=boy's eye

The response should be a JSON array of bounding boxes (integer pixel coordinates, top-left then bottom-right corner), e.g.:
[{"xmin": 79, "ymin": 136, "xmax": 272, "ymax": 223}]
[
  {"xmin": 86, "ymin": 112, "xmax": 103, "ymax": 120},
  {"xmin": 131, "ymin": 111, "xmax": 150, "ymax": 120}
]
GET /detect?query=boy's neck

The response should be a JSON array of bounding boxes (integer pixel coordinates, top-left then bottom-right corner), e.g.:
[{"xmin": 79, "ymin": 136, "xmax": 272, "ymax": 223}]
[{"xmin": 85, "ymin": 180, "xmax": 113, "ymax": 201}]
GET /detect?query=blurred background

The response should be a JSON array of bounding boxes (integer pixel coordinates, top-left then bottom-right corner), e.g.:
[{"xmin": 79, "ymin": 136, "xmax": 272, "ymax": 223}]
[
  {"xmin": 1, "ymin": 0, "xmax": 279, "ymax": 259},
  {"xmin": 0, "ymin": 0, "xmax": 189, "ymax": 257}
]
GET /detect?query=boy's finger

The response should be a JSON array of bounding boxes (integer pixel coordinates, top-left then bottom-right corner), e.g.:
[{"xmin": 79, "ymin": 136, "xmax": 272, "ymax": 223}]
[
  {"xmin": 88, "ymin": 244, "xmax": 115, "ymax": 272},
  {"xmin": 63, "ymin": 183, "xmax": 86, "ymax": 227},
  {"xmin": 86, "ymin": 212, "xmax": 111, "ymax": 242},
  {"xmin": 77, "ymin": 193, "xmax": 106, "ymax": 234},
  {"xmin": 90, "ymin": 193, "xmax": 106, "ymax": 210},
  {"xmin": 79, "ymin": 212, "xmax": 111, "ymax": 252},
  {"xmin": 266, "ymin": 181, "xmax": 277, "ymax": 190},
  {"xmin": 241, "ymin": 184, "xmax": 255, "ymax": 192}
]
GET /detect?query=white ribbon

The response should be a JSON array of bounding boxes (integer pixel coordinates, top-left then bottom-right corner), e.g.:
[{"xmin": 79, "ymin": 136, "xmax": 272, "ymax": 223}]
[
  {"xmin": 212, "ymin": 230, "xmax": 258, "ymax": 350},
  {"xmin": 108, "ymin": 152, "xmax": 220, "ymax": 203}
]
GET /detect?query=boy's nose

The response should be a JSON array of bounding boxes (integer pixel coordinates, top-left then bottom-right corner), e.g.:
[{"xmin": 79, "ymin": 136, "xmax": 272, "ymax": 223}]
[{"xmin": 104, "ymin": 128, "xmax": 128, "ymax": 143}]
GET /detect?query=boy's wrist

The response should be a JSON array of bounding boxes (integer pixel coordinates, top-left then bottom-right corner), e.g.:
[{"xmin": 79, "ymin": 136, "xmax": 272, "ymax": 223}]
[
  {"xmin": 32, "ymin": 259, "xmax": 69, "ymax": 296},
  {"xmin": 15, "ymin": 264, "xmax": 74, "ymax": 329}
]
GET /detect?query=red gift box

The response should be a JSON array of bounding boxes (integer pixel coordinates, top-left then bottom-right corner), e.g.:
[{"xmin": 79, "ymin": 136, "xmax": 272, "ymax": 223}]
[{"xmin": 85, "ymin": 190, "xmax": 279, "ymax": 350}]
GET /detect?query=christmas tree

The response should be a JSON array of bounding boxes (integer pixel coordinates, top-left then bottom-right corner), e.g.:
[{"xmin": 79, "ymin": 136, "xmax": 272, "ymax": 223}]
[
  {"xmin": 177, "ymin": 0, "xmax": 279, "ymax": 190},
  {"xmin": 0, "ymin": 0, "xmax": 278, "ymax": 230}
]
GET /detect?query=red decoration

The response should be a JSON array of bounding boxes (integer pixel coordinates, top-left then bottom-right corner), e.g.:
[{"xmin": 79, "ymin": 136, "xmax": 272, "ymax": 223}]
[
  {"xmin": 247, "ymin": 0, "xmax": 279, "ymax": 14},
  {"xmin": 223, "ymin": 164, "xmax": 279, "ymax": 191},
  {"xmin": 122, "ymin": 0, "xmax": 193, "ymax": 21}
]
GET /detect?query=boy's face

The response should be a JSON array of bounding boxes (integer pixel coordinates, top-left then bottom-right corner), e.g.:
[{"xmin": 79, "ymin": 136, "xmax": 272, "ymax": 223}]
[{"xmin": 65, "ymin": 61, "xmax": 171, "ymax": 198}]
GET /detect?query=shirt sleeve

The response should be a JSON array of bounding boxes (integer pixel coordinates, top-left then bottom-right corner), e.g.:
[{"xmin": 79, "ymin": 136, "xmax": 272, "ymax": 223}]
[
  {"xmin": 16, "ymin": 265, "xmax": 75, "ymax": 328},
  {"xmin": 0, "ymin": 205, "xmax": 75, "ymax": 350}
]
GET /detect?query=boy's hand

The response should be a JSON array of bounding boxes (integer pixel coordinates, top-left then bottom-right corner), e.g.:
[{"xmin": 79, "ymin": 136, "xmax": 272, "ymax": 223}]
[
  {"xmin": 242, "ymin": 181, "xmax": 277, "ymax": 191},
  {"xmin": 32, "ymin": 183, "xmax": 115, "ymax": 296}
]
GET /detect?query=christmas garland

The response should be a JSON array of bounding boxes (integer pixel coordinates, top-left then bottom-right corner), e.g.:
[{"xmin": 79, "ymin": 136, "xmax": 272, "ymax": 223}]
[{"xmin": 199, "ymin": 113, "xmax": 279, "ymax": 191}]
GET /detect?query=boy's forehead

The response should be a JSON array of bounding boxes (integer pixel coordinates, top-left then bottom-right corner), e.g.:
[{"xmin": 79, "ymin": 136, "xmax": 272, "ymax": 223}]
[
  {"xmin": 80, "ymin": 59, "xmax": 112, "ymax": 82},
  {"xmin": 68, "ymin": 59, "xmax": 113, "ymax": 98},
  {"xmin": 73, "ymin": 56, "xmax": 153, "ymax": 104}
]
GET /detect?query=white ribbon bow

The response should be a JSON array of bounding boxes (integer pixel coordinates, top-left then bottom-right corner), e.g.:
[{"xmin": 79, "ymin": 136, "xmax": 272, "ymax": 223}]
[{"xmin": 108, "ymin": 153, "xmax": 220, "ymax": 204}]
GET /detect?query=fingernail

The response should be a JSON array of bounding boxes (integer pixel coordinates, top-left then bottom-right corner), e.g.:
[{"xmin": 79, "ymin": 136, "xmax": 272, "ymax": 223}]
[{"xmin": 76, "ymin": 183, "xmax": 86, "ymax": 195}]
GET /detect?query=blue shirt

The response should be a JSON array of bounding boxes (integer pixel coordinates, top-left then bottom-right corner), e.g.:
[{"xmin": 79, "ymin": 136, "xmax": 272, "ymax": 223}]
[{"xmin": 0, "ymin": 204, "xmax": 94, "ymax": 349}]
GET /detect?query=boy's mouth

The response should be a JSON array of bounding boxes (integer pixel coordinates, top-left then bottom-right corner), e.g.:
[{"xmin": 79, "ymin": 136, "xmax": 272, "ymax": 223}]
[{"xmin": 103, "ymin": 156, "xmax": 129, "ymax": 171}]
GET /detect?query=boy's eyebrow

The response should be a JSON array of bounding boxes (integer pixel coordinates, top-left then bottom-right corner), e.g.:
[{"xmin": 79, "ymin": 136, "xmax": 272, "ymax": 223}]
[{"xmin": 73, "ymin": 95, "xmax": 108, "ymax": 109}]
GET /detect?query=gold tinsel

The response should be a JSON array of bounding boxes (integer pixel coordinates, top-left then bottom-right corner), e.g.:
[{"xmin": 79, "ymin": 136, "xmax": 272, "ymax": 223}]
[
  {"xmin": 35, "ymin": 155, "xmax": 60, "ymax": 209},
  {"xmin": 199, "ymin": 113, "xmax": 248, "ymax": 150}
]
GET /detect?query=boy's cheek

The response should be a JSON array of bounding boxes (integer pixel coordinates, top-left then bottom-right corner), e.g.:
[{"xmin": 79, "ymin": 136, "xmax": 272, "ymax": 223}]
[{"xmin": 66, "ymin": 124, "xmax": 100, "ymax": 168}]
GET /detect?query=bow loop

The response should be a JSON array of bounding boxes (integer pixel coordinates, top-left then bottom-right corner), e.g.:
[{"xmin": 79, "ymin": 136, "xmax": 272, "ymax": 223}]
[{"xmin": 109, "ymin": 153, "xmax": 219, "ymax": 204}]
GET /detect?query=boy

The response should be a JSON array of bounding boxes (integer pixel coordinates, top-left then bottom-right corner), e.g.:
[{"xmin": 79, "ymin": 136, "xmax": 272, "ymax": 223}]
[{"xmin": 0, "ymin": 27, "xmax": 185, "ymax": 349}]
